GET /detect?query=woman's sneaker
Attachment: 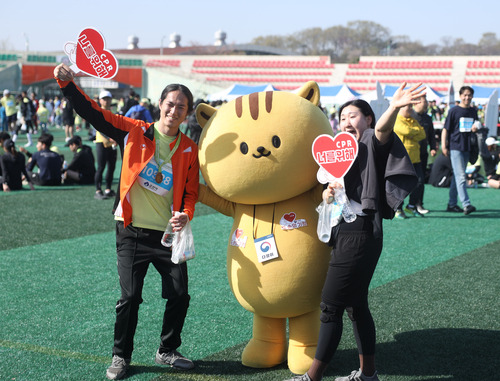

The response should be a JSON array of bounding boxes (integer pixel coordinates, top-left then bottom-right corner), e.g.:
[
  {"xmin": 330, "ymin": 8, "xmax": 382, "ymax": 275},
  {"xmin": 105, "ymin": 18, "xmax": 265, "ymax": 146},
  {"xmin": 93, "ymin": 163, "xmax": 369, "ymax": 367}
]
[{"xmin": 335, "ymin": 369, "xmax": 380, "ymax": 381}]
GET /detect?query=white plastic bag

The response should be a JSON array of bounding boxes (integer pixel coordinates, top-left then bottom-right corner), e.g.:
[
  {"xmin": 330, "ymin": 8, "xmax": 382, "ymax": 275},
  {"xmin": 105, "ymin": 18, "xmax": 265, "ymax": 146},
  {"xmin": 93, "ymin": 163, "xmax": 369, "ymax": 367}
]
[{"xmin": 171, "ymin": 219, "xmax": 196, "ymax": 264}]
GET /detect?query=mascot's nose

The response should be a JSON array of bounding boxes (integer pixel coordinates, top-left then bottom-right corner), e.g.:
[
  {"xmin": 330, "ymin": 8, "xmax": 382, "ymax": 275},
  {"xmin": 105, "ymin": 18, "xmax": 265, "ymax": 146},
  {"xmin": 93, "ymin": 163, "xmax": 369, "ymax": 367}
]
[{"xmin": 257, "ymin": 146, "xmax": 266, "ymax": 154}]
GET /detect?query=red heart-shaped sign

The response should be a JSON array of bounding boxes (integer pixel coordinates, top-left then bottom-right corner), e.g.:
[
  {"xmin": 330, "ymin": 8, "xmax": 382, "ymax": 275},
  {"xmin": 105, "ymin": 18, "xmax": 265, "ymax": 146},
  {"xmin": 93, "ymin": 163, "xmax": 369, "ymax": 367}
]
[
  {"xmin": 312, "ymin": 133, "xmax": 358, "ymax": 179},
  {"xmin": 283, "ymin": 213, "xmax": 296, "ymax": 222},
  {"xmin": 235, "ymin": 228, "xmax": 243, "ymax": 238},
  {"xmin": 73, "ymin": 28, "xmax": 118, "ymax": 79}
]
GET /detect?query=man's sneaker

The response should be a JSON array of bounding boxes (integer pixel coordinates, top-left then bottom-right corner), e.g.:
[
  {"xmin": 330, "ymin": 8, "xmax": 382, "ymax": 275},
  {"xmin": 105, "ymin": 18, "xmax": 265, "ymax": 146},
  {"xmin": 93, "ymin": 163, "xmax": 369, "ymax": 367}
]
[
  {"xmin": 155, "ymin": 349, "xmax": 194, "ymax": 370},
  {"xmin": 463, "ymin": 205, "xmax": 476, "ymax": 215},
  {"xmin": 404, "ymin": 205, "xmax": 424, "ymax": 217},
  {"xmin": 95, "ymin": 190, "xmax": 109, "ymax": 200},
  {"xmin": 446, "ymin": 204, "xmax": 463, "ymax": 213},
  {"xmin": 106, "ymin": 355, "xmax": 130, "ymax": 380},
  {"xmin": 335, "ymin": 369, "xmax": 380, "ymax": 381},
  {"xmin": 105, "ymin": 189, "xmax": 116, "ymax": 198},
  {"xmin": 416, "ymin": 204, "xmax": 429, "ymax": 214},
  {"xmin": 283, "ymin": 373, "xmax": 312, "ymax": 381},
  {"xmin": 394, "ymin": 210, "xmax": 408, "ymax": 219}
]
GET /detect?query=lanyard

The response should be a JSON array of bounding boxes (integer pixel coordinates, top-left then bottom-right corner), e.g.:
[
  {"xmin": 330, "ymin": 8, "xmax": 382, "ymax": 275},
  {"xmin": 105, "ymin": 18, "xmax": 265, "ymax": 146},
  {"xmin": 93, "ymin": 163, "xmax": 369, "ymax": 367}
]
[
  {"xmin": 155, "ymin": 133, "xmax": 181, "ymax": 173},
  {"xmin": 252, "ymin": 204, "xmax": 275, "ymax": 240}
]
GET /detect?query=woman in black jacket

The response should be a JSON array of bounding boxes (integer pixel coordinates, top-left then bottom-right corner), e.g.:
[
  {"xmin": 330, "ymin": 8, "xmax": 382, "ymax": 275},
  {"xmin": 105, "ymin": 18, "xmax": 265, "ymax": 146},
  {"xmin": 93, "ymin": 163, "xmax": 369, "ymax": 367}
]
[{"xmin": 1, "ymin": 139, "xmax": 34, "ymax": 191}]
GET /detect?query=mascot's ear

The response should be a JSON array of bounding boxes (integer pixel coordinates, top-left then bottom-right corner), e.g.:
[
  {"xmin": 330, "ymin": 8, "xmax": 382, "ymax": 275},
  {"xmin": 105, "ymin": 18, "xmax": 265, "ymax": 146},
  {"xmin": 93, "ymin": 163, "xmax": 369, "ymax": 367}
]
[
  {"xmin": 196, "ymin": 103, "xmax": 218, "ymax": 129},
  {"xmin": 296, "ymin": 81, "xmax": 321, "ymax": 106}
]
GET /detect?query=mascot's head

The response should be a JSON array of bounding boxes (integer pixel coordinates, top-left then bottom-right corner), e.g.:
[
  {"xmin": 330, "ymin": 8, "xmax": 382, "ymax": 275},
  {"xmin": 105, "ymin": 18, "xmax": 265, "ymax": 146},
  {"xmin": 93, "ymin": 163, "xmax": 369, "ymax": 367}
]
[{"xmin": 196, "ymin": 81, "xmax": 333, "ymax": 205}]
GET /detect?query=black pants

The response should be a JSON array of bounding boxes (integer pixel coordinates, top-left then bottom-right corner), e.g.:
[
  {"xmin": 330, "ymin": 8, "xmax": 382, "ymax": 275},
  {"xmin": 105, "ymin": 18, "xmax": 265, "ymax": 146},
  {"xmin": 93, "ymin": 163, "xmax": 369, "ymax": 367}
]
[
  {"xmin": 409, "ymin": 162, "xmax": 425, "ymax": 206},
  {"xmin": 316, "ymin": 216, "xmax": 382, "ymax": 362},
  {"xmin": 28, "ymin": 172, "xmax": 61, "ymax": 186},
  {"xmin": 113, "ymin": 221, "xmax": 190, "ymax": 359},
  {"xmin": 95, "ymin": 142, "xmax": 117, "ymax": 191}
]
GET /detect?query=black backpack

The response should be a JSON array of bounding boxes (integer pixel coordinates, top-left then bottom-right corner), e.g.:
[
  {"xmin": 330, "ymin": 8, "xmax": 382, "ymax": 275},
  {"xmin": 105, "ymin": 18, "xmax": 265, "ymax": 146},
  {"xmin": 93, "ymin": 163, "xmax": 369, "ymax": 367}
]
[{"xmin": 429, "ymin": 154, "xmax": 453, "ymax": 188}]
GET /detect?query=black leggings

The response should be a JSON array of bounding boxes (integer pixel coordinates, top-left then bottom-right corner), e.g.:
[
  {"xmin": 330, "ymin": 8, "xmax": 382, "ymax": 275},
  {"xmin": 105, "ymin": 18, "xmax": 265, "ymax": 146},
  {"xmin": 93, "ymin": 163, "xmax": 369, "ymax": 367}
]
[
  {"xmin": 315, "ymin": 216, "xmax": 382, "ymax": 362},
  {"xmin": 94, "ymin": 142, "xmax": 117, "ymax": 191}
]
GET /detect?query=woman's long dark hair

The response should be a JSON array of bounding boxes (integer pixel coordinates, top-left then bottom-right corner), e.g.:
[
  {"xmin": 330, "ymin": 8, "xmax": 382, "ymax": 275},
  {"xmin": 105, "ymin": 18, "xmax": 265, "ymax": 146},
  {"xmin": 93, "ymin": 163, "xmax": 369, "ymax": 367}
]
[
  {"xmin": 338, "ymin": 99, "xmax": 376, "ymax": 129},
  {"xmin": 3, "ymin": 139, "xmax": 18, "ymax": 157}
]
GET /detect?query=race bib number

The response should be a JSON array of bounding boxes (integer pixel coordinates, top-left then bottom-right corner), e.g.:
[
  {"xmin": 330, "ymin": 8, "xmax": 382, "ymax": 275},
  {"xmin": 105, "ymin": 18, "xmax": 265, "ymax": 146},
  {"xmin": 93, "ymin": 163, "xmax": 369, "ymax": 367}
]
[
  {"xmin": 254, "ymin": 234, "xmax": 279, "ymax": 263},
  {"xmin": 137, "ymin": 159, "xmax": 173, "ymax": 196},
  {"xmin": 459, "ymin": 117, "xmax": 474, "ymax": 132}
]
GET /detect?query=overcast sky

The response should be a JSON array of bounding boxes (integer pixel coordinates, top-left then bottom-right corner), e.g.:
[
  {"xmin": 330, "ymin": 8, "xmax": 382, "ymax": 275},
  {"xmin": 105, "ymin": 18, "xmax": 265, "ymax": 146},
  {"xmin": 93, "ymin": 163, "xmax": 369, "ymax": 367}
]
[{"xmin": 2, "ymin": 0, "xmax": 499, "ymax": 52}]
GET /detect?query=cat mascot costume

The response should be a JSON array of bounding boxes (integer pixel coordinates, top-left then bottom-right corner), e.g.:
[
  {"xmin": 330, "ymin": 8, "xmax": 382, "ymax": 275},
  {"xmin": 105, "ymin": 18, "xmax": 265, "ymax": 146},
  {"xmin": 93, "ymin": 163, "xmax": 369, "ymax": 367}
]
[{"xmin": 196, "ymin": 82, "xmax": 333, "ymax": 374}]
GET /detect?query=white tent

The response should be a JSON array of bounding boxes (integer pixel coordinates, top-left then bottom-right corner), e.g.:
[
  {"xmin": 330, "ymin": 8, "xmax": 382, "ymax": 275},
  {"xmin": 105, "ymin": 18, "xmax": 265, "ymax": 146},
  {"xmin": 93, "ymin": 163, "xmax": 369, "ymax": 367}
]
[
  {"xmin": 368, "ymin": 81, "xmax": 389, "ymax": 121},
  {"xmin": 484, "ymin": 89, "xmax": 499, "ymax": 137}
]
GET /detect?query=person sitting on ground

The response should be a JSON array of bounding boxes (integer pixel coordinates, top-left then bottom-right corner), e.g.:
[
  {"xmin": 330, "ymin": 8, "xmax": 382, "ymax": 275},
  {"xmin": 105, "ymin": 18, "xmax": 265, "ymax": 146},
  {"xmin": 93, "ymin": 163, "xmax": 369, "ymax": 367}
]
[
  {"xmin": 25, "ymin": 133, "xmax": 63, "ymax": 186},
  {"xmin": 0, "ymin": 131, "xmax": 11, "ymax": 178},
  {"xmin": 483, "ymin": 137, "xmax": 500, "ymax": 178},
  {"xmin": 485, "ymin": 137, "xmax": 500, "ymax": 189},
  {"xmin": 0, "ymin": 139, "xmax": 34, "ymax": 191},
  {"xmin": 124, "ymin": 97, "xmax": 153, "ymax": 123},
  {"xmin": 62, "ymin": 135, "xmax": 96, "ymax": 185}
]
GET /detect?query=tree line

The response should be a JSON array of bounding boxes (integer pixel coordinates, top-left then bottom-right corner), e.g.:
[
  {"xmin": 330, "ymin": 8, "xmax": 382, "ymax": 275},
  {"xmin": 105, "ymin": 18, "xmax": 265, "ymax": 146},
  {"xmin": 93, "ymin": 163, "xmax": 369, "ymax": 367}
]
[{"xmin": 251, "ymin": 20, "xmax": 500, "ymax": 63}]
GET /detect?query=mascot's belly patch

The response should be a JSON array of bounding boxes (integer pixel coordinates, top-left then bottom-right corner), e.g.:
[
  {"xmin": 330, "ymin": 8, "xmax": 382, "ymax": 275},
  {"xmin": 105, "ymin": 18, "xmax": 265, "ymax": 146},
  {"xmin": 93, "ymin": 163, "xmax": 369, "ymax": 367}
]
[{"xmin": 226, "ymin": 194, "xmax": 330, "ymax": 317}]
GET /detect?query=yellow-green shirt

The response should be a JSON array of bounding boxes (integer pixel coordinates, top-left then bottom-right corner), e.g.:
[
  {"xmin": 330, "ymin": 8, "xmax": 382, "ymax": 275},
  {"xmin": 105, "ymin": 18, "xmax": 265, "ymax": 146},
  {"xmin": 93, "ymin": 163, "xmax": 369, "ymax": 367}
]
[
  {"xmin": 37, "ymin": 106, "xmax": 49, "ymax": 123},
  {"xmin": 128, "ymin": 123, "xmax": 175, "ymax": 231},
  {"xmin": 394, "ymin": 114, "xmax": 426, "ymax": 164},
  {"xmin": 1, "ymin": 95, "xmax": 17, "ymax": 117}
]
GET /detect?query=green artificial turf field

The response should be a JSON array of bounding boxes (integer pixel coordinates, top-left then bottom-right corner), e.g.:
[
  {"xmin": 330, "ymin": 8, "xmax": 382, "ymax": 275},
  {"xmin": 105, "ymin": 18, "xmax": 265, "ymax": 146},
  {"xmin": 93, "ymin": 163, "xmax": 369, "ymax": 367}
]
[{"xmin": 1, "ymin": 128, "xmax": 499, "ymax": 380}]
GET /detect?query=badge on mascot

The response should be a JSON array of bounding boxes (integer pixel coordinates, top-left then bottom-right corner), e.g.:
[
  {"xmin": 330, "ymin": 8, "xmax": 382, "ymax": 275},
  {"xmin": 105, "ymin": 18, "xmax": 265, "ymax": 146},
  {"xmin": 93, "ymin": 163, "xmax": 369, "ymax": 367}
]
[{"xmin": 64, "ymin": 27, "xmax": 118, "ymax": 79}]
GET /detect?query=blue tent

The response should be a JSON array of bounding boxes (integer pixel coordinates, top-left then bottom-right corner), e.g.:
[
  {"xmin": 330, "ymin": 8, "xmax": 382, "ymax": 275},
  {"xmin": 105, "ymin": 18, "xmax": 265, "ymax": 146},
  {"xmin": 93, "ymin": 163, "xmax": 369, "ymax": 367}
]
[
  {"xmin": 207, "ymin": 83, "xmax": 280, "ymax": 102},
  {"xmin": 383, "ymin": 84, "xmax": 445, "ymax": 103},
  {"xmin": 468, "ymin": 85, "xmax": 500, "ymax": 104},
  {"xmin": 318, "ymin": 84, "xmax": 360, "ymax": 105}
]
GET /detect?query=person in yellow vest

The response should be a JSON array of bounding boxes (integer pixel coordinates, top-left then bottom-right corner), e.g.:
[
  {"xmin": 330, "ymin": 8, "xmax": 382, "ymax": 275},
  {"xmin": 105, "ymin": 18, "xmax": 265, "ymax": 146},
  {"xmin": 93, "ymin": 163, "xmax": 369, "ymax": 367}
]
[
  {"xmin": 393, "ymin": 103, "xmax": 426, "ymax": 218},
  {"xmin": 1, "ymin": 89, "xmax": 18, "ymax": 132},
  {"xmin": 93, "ymin": 90, "xmax": 118, "ymax": 200},
  {"xmin": 36, "ymin": 100, "xmax": 50, "ymax": 133}
]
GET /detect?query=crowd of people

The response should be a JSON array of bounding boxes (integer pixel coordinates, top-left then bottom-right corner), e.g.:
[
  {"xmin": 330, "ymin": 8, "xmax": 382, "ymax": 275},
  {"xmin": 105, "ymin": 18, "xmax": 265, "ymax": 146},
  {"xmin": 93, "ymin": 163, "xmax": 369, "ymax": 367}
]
[
  {"xmin": 1, "ymin": 67, "xmax": 500, "ymax": 381},
  {"xmin": 0, "ymin": 86, "xmax": 165, "ymax": 196},
  {"xmin": 326, "ymin": 88, "xmax": 500, "ymax": 217}
]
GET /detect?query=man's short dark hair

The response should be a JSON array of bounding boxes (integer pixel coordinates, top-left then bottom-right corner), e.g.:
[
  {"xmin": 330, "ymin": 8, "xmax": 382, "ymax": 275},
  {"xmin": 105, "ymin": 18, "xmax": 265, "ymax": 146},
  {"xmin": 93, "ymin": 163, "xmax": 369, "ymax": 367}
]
[
  {"xmin": 67, "ymin": 135, "xmax": 82, "ymax": 146},
  {"xmin": 38, "ymin": 133, "xmax": 54, "ymax": 147},
  {"xmin": 459, "ymin": 86, "xmax": 474, "ymax": 96}
]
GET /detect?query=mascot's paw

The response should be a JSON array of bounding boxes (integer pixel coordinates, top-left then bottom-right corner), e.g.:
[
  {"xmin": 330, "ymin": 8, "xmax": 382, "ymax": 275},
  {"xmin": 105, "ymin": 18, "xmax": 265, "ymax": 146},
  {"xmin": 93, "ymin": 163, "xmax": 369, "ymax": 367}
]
[
  {"xmin": 287, "ymin": 344, "xmax": 316, "ymax": 375},
  {"xmin": 241, "ymin": 338, "xmax": 287, "ymax": 369}
]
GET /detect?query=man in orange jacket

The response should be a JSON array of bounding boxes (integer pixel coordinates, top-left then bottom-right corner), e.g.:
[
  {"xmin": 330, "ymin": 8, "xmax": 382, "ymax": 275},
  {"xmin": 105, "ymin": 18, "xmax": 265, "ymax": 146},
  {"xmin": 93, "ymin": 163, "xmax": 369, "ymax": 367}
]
[{"xmin": 54, "ymin": 63, "xmax": 199, "ymax": 380}]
